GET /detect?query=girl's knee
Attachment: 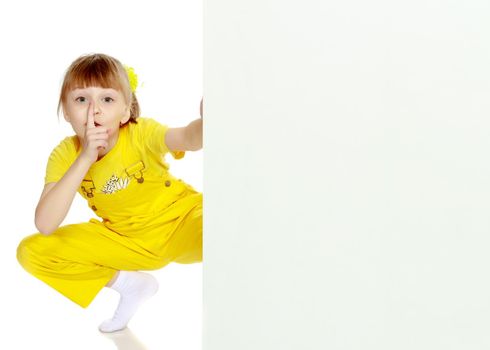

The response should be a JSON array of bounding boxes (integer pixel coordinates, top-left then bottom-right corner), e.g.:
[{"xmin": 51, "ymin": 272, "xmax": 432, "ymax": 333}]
[
  {"xmin": 16, "ymin": 233, "xmax": 48, "ymax": 270},
  {"xmin": 17, "ymin": 235, "xmax": 34, "ymax": 269}
]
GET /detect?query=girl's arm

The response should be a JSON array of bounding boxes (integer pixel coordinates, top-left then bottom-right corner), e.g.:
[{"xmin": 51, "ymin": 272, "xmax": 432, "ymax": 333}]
[
  {"xmin": 36, "ymin": 101, "xmax": 108, "ymax": 235},
  {"xmin": 165, "ymin": 98, "xmax": 203, "ymax": 152},
  {"xmin": 34, "ymin": 155, "xmax": 93, "ymax": 235}
]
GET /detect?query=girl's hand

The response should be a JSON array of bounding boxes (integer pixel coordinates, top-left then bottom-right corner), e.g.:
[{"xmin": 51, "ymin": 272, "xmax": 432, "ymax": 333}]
[
  {"xmin": 79, "ymin": 102, "xmax": 110, "ymax": 164},
  {"xmin": 200, "ymin": 97, "xmax": 203, "ymax": 119}
]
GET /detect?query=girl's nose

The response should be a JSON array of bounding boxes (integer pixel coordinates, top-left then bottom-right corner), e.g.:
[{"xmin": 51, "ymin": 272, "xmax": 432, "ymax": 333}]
[{"xmin": 93, "ymin": 101, "xmax": 102, "ymax": 115}]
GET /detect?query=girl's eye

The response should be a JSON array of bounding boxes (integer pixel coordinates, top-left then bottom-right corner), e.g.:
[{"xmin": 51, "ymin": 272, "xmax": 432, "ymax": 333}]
[{"xmin": 74, "ymin": 96, "xmax": 114, "ymax": 103}]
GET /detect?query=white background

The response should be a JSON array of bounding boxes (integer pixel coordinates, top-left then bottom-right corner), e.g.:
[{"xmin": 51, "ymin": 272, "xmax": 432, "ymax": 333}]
[
  {"xmin": 0, "ymin": 1, "xmax": 202, "ymax": 349},
  {"xmin": 4, "ymin": 0, "xmax": 490, "ymax": 349},
  {"xmin": 203, "ymin": 0, "xmax": 490, "ymax": 349}
]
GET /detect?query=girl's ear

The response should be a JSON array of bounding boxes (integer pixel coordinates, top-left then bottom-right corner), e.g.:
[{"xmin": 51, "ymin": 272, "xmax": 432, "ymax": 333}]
[
  {"xmin": 63, "ymin": 108, "xmax": 71, "ymax": 122},
  {"xmin": 121, "ymin": 105, "xmax": 131, "ymax": 124}
]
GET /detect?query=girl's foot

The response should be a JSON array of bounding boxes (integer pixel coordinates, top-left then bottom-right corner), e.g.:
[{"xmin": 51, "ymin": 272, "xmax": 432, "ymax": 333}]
[{"xmin": 99, "ymin": 271, "xmax": 159, "ymax": 333}]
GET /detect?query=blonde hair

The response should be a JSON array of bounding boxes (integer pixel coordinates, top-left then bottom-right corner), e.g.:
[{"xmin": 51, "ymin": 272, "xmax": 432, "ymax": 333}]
[{"xmin": 57, "ymin": 53, "xmax": 140, "ymax": 126}]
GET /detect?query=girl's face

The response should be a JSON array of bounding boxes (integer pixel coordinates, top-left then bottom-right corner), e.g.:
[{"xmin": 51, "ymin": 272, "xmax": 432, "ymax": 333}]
[{"xmin": 63, "ymin": 86, "xmax": 130, "ymax": 142}]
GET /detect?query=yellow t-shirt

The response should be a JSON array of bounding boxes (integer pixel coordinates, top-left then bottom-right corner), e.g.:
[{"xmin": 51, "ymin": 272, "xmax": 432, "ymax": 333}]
[{"xmin": 44, "ymin": 117, "xmax": 196, "ymax": 221}]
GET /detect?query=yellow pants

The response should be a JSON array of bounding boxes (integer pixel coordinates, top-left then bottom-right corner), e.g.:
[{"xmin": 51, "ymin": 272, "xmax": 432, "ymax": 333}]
[{"xmin": 17, "ymin": 193, "xmax": 202, "ymax": 308}]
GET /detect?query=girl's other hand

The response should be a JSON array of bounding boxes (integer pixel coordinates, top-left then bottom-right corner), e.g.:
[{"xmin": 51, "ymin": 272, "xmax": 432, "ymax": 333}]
[
  {"xmin": 200, "ymin": 97, "xmax": 203, "ymax": 119},
  {"xmin": 79, "ymin": 102, "xmax": 110, "ymax": 164}
]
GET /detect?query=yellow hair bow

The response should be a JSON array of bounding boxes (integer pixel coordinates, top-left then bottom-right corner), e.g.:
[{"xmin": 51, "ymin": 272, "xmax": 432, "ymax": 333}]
[{"xmin": 124, "ymin": 65, "xmax": 138, "ymax": 93}]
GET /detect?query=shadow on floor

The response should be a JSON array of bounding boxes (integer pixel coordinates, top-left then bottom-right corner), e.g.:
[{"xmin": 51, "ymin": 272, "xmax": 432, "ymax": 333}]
[{"xmin": 100, "ymin": 327, "xmax": 148, "ymax": 350}]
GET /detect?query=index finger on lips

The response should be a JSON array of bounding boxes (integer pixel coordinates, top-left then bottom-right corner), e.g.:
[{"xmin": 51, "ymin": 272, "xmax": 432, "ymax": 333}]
[{"xmin": 87, "ymin": 101, "xmax": 95, "ymax": 129}]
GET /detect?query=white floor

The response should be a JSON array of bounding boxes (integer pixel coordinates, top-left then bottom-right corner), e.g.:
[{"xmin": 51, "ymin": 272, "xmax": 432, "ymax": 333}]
[{"xmin": 8, "ymin": 263, "xmax": 202, "ymax": 350}]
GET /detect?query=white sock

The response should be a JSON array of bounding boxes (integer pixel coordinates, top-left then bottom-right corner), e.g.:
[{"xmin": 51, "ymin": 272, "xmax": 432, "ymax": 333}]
[{"xmin": 98, "ymin": 271, "xmax": 159, "ymax": 333}]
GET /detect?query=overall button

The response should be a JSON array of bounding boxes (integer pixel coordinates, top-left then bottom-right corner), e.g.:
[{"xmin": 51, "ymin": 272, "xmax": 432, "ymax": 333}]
[
  {"xmin": 91, "ymin": 205, "xmax": 97, "ymax": 211},
  {"xmin": 165, "ymin": 180, "xmax": 171, "ymax": 187}
]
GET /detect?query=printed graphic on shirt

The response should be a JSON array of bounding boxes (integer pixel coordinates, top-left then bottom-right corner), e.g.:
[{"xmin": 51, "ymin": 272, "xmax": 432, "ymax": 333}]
[{"xmin": 101, "ymin": 174, "xmax": 131, "ymax": 194}]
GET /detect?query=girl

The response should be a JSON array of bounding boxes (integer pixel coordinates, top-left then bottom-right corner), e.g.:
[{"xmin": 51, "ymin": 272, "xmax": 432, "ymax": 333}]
[{"xmin": 16, "ymin": 53, "xmax": 203, "ymax": 333}]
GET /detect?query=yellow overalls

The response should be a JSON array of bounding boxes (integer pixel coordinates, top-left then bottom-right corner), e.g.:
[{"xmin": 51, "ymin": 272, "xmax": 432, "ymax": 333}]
[{"xmin": 16, "ymin": 118, "xmax": 202, "ymax": 308}]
